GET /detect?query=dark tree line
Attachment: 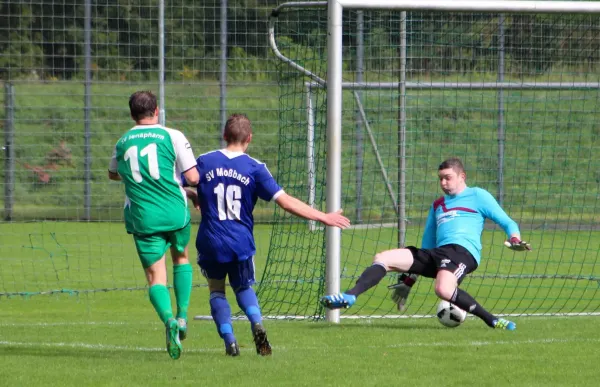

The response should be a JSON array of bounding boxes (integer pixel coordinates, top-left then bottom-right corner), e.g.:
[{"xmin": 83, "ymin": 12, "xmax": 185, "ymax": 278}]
[{"xmin": 2, "ymin": 1, "xmax": 599, "ymax": 81}]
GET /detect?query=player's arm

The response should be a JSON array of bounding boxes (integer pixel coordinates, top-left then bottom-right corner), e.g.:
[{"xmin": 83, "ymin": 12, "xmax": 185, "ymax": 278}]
[
  {"xmin": 108, "ymin": 146, "xmax": 121, "ymax": 181},
  {"xmin": 171, "ymin": 129, "xmax": 199, "ymax": 186},
  {"xmin": 477, "ymin": 188, "xmax": 531, "ymax": 251},
  {"xmin": 275, "ymin": 193, "xmax": 350, "ymax": 229},
  {"xmin": 179, "ymin": 155, "xmax": 201, "ymax": 209},
  {"xmin": 108, "ymin": 171, "xmax": 121, "ymax": 181},
  {"xmin": 182, "ymin": 167, "xmax": 199, "ymax": 187},
  {"xmin": 184, "ymin": 187, "xmax": 200, "ymax": 210},
  {"xmin": 254, "ymin": 163, "xmax": 350, "ymax": 229},
  {"xmin": 180, "ymin": 161, "xmax": 200, "ymax": 187}
]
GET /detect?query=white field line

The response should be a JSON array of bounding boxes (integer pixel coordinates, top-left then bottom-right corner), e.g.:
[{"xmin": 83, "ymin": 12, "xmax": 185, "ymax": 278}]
[
  {"xmin": 1, "ymin": 337, "xmax": 598, "ymax": 353},
  {"xmin": 194, "ymin": 312, "xmax": 600, "ymax": 320},
  {"xmin": 0, "ymin": 312, "xmax": 598, "ymax": 327}
]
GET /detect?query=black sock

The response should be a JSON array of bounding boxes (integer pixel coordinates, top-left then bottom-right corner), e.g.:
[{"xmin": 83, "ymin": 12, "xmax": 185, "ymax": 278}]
[
  {"xmin": 451, "ymin": 288, "xmax": 497, "ymax": 327},
  {"xmin": 346, "ymin": 264, "xmax": 387, "ymax": 297}
]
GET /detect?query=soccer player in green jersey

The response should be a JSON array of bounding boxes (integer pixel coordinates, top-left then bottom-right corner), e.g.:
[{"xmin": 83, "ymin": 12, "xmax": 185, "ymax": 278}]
[{"xmin": 108, "ymin": 91, "xmax": 199, "ymax": 360}]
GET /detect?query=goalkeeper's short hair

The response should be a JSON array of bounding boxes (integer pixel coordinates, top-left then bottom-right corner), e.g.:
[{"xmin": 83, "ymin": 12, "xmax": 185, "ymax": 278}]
[{"xmin": 439, "ymin": 157, "xmax": 465, "ymax": 174}]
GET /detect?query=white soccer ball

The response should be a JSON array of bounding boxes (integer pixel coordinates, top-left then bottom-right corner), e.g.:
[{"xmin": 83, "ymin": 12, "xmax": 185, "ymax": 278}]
[{"xmin": 436, "ymin": 300, "xmax": 467, "ymax": 328}]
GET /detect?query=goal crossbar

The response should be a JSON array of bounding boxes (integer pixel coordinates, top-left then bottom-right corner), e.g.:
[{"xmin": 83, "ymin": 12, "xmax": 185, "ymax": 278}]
[{"xmin": 338, "ymin": 0, "xmax": 600, "ymax": 13}]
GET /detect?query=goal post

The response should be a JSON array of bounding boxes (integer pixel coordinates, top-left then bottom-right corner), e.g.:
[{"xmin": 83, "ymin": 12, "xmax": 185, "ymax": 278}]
[{"xmin": 266, "ymin": 0, "xmax": 600, "ymax": 322}]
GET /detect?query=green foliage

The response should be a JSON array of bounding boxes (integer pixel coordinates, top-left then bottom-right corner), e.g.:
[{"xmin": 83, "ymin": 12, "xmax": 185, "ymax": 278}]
[
  {"xmin": 0, "ymin": 33, "xmax": 44, "ymax": 80},
  {"xmin": 3, "ymin": 5, "xmax": 600, "ymax": 81},
  {"xmin": 228, "ymin": 47, "xmax": 269, "ymax": 81},
  {"xmin": 365, "ymin": 28, "xmax": 397, "ymax": 72},
  {"xmin": 277, "ymin": 35, "xmax": 327, "ymax": 81},
  {"xmin": 0, "ymin": 0, "xmax": 282, "ymax": 82}
]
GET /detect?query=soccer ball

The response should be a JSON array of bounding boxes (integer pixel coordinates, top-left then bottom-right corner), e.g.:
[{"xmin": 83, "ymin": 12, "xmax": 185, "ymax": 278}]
[{"xmin": 436, "ymin": 300, "xmax": 467, "ymax": 328}]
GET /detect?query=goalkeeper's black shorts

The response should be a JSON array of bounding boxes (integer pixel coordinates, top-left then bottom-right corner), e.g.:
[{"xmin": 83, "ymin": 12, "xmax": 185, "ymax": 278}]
[{"xmin": 406, "ymin": 244, "xmax": 477, "ymax": 284}]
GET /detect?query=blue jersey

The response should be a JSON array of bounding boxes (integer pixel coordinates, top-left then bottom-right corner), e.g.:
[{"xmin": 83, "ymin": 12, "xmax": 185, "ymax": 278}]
[
  {"xmin": 188, "ymin": 149, "xmax": 283, "ymax": 263},
  {"xmin": 421, "ymin": 187, "xmax": 520, "ymax": 264}
]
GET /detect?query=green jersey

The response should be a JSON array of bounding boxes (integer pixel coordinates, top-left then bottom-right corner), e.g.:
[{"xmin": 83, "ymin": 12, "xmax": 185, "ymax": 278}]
[{"xmin": 109, "ymin": 125, "xmax": 197, "ymax": 235}]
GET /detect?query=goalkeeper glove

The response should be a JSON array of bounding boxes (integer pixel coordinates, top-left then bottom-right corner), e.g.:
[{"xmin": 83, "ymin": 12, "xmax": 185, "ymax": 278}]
[
  {"xmin": 387, "ymin": 273, "xmax": 418, "ymax": 311},
  {"xmin": 504, "ymin": 236, "xmax": 532, "ymax": 251}
]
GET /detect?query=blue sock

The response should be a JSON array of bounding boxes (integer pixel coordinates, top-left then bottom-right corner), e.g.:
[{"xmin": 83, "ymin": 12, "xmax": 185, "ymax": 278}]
[
  {"xmin": 210, "ymin": 292, "xmax": 236, "ymax": 345},
  {"xmin": 235, "ymin": 287, "xmax": 262, "ymax": 325}
]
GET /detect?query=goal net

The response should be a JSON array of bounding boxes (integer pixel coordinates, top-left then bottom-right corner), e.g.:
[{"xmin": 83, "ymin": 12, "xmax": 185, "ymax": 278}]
[{"xmin": 259, "ymin": 1, "xmax": 600, "ymax": 319}]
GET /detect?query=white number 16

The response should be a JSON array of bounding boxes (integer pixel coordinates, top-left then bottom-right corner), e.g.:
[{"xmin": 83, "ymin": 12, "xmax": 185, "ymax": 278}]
[{"xmin": 214, "ymin": 183, "xmax": 242, "ymax": 220}]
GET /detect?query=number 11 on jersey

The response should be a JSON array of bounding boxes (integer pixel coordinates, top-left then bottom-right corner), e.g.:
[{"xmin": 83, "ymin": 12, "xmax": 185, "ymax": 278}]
[
  {"xmin": 124, "ymin": 143, "xmax": 160, "ymax": 183},
  {"xmin": 214, "ymin": 183, "xmax": 242, "ymax": 220}
]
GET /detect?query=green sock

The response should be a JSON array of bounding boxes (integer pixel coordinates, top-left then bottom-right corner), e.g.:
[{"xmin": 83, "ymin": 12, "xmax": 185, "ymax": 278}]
[
  {"xmin": 149, "ymin": 284, "xmax": 173, "ymax": 324},
  {"xmin": 173, "ymin": 263, "xmax": 193, "ymax": 320}
]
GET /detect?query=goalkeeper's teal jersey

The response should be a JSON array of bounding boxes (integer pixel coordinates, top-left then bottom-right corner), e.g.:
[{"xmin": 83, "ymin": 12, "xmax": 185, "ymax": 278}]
[
  {"xmin": 109, "ymin": 125, "xmax": 197, "ymax": 235},
  {"xmin": 421, "ymin": 187, "xmax": 520, "ymax": 264}
]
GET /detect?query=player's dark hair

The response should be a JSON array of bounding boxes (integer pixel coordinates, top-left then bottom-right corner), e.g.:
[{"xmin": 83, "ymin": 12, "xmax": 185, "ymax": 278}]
[
  {"xmin": 129, "ymin": 91, "xmax": 157, "ymax": 121},
  {"xmin": 224, "ymin": 113, "xmax": 252, "ymax": 144},
  {"xmin": 439, "ymin": 157, "xmax": 465, "ymax": 174}
]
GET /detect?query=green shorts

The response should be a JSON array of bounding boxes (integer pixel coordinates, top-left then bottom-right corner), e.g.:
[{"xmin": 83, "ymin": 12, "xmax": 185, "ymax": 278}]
[{"xmin": 133, "ymin": 222, "xmax": 192, "ymax": 268}]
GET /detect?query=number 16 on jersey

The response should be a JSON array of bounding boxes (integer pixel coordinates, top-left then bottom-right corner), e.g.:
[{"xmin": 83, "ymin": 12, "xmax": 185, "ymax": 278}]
[{"xmin": 214, "ymin": 183, "xmax": 241, "ymax": 220}]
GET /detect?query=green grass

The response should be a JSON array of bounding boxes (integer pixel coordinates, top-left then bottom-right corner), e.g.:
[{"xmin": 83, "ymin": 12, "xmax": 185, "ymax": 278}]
[
  {"xmin": 0, "ymin": 222, "xmax": 274, "ymax": 295},
  {"xmin": 1, "ymin": 292, "xmax": 598, "ymax": 386},
  {"xmin": 1, "ymin": 222, "xmax": 599, "ymax": 386},
  {"xmin": 1, "ymin": 222, "xmax": 599, "ymax": 316}
]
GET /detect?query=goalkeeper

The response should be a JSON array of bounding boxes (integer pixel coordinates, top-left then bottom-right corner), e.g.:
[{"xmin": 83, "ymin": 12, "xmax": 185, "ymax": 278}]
[{"xmin": 321, "ymin": 158, "xmax": 531, "ymax": 330}]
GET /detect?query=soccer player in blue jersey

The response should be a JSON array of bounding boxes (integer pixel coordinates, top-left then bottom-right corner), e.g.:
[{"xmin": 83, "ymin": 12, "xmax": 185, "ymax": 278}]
[
  {"xmin": 320, "ymin": 157, "xmax": 531, "ymax": 330},
  {"xmin": 184, "ymin": 114, "xmax": 350, "ymax": 356}
]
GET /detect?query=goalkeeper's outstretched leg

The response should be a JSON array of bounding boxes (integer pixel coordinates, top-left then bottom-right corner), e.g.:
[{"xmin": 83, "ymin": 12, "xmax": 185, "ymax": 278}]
[
  {"xmin": 435, "ymin": 269, "xmax": 516, "ymax": 330},
  {"xmin": 321, "ymin": 248, "xmax": 414, "ymax": 310},
  {"xmin": 320, "ymin": 245, "xmax": 516, "ymax": 330},
  {"xmin": 320, "ymin": 292, "xmax": 356, "ymax": 309}
]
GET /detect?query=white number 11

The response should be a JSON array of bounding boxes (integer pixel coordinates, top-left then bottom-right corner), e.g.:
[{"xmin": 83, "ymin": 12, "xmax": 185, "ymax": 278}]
[{"xmin": 124, "ymin": 144, "xmax": 160, "ymax": 183}]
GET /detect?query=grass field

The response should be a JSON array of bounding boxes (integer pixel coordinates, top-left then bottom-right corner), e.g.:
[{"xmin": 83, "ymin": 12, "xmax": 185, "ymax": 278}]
[
  {"xmin": 1, "ymin": 76, "xmax": 600, "ymax": 386},
  {"xmin": 1, "ymin": 221, "xmax": 599, "ymax": 386},
  {"xmin": 1, "ymin": 292, "xmax": 599, "ymax": 386},
  {"xmin": 2, "ymin": 222, "xmax": 599, "ymax": 315}
]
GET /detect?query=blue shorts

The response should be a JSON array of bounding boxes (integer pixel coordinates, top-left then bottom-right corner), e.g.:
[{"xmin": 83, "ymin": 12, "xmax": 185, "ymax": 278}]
[{"xmin": 198, "ymin": 257, "xmax": 256, "ymax": 290}]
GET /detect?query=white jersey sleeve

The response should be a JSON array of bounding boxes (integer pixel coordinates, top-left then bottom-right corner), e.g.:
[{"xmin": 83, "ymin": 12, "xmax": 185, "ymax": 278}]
[
  {"xmin": 108, "ymin": 146, "xmax": 118, "ymax": 173},
  {"xmin": 164, "ymin": 127, "xmax": 197, "ymax": 173}
]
